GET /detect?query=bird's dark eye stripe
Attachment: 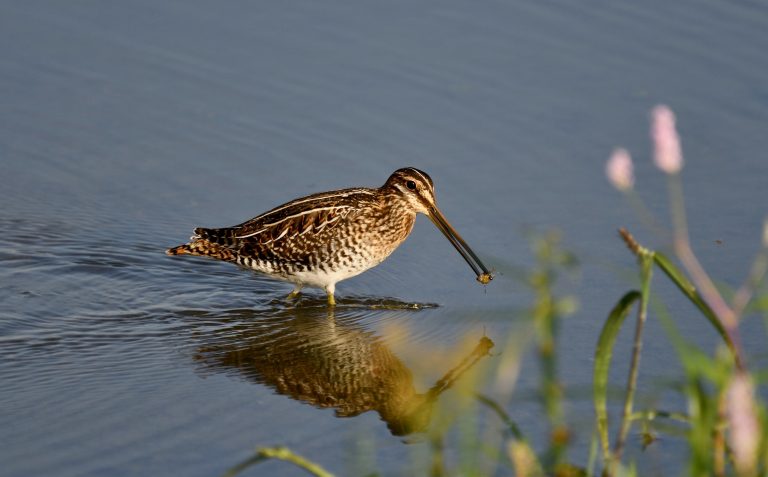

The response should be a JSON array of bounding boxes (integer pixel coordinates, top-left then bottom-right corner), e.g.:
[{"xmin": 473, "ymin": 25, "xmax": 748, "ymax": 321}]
[{"xmin": 406, "ymin": 180, "xmax": 417, "ymax": 190}]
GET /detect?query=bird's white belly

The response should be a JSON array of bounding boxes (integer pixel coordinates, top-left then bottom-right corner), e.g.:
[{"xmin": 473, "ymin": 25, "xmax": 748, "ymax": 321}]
[
  {"xmin": 287, "ymin": 268, "xmax": 368, "ymax": 289},
  {"xmin": 279, "ymin": 248, "xmax": 392, "ymax": 289}
]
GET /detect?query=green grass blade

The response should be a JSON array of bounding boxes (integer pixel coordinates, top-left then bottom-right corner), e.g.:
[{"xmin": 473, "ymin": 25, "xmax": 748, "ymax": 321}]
[
  {"xmin": 476, "ymin": 393, "xmax": 526, "ymax": 441},
  {"xmin": 653, "ymin": 252, "xmax": 734, "ymax": 353},
  {"xmin": 222, "ymin": 454, "xmax": 268, "ymax": 477},
  {"xmin": 594, "ymin": 290, "xmax": 642, "ymax": 462},
  {"xmin": 476, "ymin": 393, "xmax": 546, "ymax": 474}
]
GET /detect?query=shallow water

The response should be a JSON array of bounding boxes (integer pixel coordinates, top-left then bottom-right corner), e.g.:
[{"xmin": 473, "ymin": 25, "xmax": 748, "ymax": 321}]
[{"xmin": 2, "ymin": 1, "xmax": 768, "ymax": 475}]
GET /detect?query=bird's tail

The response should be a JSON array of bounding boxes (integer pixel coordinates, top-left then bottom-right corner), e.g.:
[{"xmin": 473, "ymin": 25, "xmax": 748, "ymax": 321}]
[
  {"xmin": 193, "ymin": 227, "xmax": 240, "ymax": 247},
  {"xmin": 165, "ymin": 238, "xmax": 238, "ymax": 261}
]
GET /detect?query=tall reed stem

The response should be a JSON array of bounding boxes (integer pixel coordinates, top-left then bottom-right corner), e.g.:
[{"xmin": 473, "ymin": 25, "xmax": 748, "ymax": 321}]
[
  {"xmin": 668, "ymin": 177, "xmax": 745, "ymax": 370},
  {"xmin": 611, "ymin": 252, "xmax": 653, "ymax": 468}
]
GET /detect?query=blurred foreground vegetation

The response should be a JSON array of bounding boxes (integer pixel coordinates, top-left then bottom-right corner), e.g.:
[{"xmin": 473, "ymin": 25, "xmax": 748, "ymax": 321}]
[{"xmin": 224, "ymin": 107, "xmax": 768, "ymax": 476}]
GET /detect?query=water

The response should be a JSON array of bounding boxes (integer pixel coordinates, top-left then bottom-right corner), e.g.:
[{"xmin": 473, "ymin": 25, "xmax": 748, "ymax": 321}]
[{"xmin": 2, "ymin": 1, "xmax": 768, "ymax": 475}]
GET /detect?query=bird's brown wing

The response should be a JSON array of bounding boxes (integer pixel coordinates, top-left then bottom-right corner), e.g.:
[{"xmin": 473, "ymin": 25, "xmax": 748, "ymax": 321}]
[{"xmin": 194, "ymin": 187, "xmax": 378, "ymax": 249}]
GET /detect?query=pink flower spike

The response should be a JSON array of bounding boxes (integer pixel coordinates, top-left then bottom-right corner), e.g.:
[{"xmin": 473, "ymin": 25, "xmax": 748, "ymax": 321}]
[
  {"xmin": 606, "ymin": 148, "xmax": 634, "ymax": 191},
  {"xmin": 651, "ymin": 105, "xmax": 684, "ymax": 174},
  {"xmin": 727, "ymin": 372, "xmax": 759, "ymax": 476}
]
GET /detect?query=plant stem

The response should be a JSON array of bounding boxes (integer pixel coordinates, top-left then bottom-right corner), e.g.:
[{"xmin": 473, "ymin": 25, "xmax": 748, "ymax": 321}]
[
  {"xmin": 613, "ymin": 252, "xmax": 653, "ymax": 465},
  {"xmin": 626, "ymin": 189, "xmax": 669, "ymax": 241},
  {"xmin": 430, "ymin": 433, "xmax": 445, "ymax": 477},
  {"xmin": 732, "ymin": 243, "xmax": 768, "ymax": 318},
  {"xmin": 223, "ymin": 446, "xmax": 334, "ymax": 477},
  {"xmin": 476, "ymin": 393, "xmax": 525, "ymax": 441},
  {"xmin": 714, "ymin": 391, "xmax": 727, "ymax": 477},
  {"xmin": 531, "ymin": 235, "xmax": 568, "ymax": 469},
  {"xmin": 668, "ymin": 176, "xmax": 745, "ymax": 370}
]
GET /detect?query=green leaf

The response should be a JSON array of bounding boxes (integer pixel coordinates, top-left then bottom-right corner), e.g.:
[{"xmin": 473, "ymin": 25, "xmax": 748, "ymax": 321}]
[
  {"xmin": 594, "ymin": 290, "xmax": 642, "ymax": 461},
  {"xmin": 476, "ymin": 393, "xmax": 526, "ymax": 441},
  {"xmin": 652, "ymin": 253, "xmax": 735, "ymax": 354}
]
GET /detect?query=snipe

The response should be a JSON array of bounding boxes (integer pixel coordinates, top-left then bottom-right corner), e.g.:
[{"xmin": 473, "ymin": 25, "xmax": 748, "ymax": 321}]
[{"xmin": 167, "ymin": 167, "xmax": 492, "ymax": 305}]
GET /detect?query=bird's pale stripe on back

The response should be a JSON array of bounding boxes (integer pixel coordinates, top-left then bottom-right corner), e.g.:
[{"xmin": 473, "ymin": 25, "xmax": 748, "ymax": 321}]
[
  {"xmin": 235, "ymin": 205, "xmax": 354, "ymax": 238},
  {"xmin": 247, "ymin": 188, "xmax": 375, "ymax": 223}
]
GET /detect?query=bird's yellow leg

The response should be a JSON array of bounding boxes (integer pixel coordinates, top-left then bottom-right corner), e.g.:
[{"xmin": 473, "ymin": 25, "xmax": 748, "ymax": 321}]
[{"xmin": 325, "ymin": 284, "xmax": 336, "ymax": 307}]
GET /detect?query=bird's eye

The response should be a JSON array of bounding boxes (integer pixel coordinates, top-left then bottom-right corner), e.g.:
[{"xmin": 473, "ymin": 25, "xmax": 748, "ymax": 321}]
[{"xmin": 406, "ymin": 180, "xmax": 417, "ymax": 190}]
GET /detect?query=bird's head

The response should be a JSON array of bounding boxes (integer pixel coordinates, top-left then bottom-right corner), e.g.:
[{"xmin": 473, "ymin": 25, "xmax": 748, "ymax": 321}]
[{"xmin": 383, "ymin": 167, "xmax": 493, "ymax": 285}]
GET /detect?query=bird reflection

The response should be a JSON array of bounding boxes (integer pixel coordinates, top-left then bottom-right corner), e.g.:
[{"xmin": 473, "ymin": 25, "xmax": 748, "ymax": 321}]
[{"xmin": 194, "ymin": 304, "xmax": 494, "ymax": 436}]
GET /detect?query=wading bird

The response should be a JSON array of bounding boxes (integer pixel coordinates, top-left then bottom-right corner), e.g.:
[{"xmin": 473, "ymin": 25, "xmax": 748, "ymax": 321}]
[{"xmin": 167, "ymin": 167, "xmax": 492, "ymax": 305}]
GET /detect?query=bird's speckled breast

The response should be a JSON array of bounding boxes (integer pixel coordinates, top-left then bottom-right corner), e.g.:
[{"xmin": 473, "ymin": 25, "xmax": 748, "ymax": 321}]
[{"xmin": 241, "ymin": 195, "xmax": 416, "ymax": 287}]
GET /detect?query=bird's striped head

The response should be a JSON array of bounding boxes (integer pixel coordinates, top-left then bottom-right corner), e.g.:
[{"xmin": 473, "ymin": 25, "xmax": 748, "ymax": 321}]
[
  {"xmin": 383, "ymin": 167, "xmax": 493, "ymax": 284},
  {"xmin": 384, "ymin": 167, "xmax": 436, "ymax": 215}
]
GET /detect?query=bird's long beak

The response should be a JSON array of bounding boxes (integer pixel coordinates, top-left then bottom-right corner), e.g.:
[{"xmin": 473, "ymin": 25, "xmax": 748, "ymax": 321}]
[{"xmin": 427, "ymin": 205, "xmax": 493, "ymax": 284}]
